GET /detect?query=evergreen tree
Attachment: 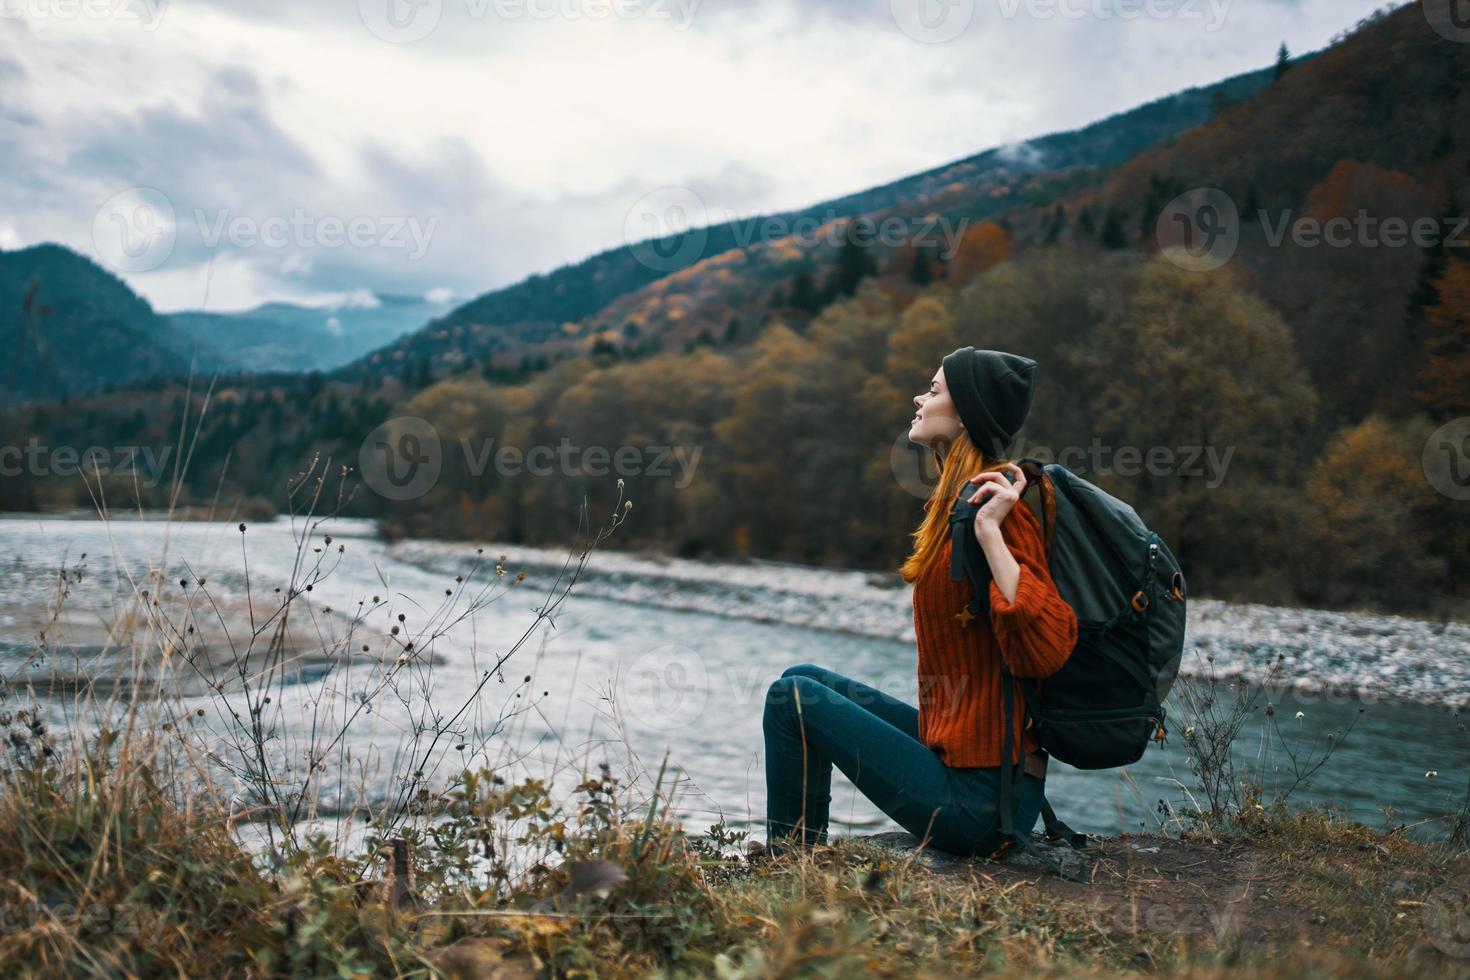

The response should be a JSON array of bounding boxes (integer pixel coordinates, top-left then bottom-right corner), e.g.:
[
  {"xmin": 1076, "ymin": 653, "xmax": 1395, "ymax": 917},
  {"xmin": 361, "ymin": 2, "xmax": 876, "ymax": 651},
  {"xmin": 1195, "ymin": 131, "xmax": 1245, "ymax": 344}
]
[
  {"xmin": 791, "ymin": 267, "xmax": 820, "ymax": 313},
  {"xmin": 1274, "ymin": 42, "xmax": 1291, "ymax": 81},
  {"xmin": 1043, "ymin": 206, "xmax": 1067, "ymax": 245},
  {"xmin": 909, "ymin": 245, "xmax": 934, "ymax": 285},
  {"xmin": 830, "ymin": 218, "xmax": 878, "ymax": 298},
  {"xmin": 1243, "ymin": 184, "xmax": 1263, "ymax": 224}
]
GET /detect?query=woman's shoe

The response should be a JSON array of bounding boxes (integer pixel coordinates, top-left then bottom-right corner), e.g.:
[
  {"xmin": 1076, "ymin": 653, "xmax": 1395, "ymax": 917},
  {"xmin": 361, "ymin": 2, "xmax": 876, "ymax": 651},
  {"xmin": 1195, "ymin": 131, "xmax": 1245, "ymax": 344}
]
[{"xmin": 745, "ymin": 838, "xmax": 796, "ymax": 864}]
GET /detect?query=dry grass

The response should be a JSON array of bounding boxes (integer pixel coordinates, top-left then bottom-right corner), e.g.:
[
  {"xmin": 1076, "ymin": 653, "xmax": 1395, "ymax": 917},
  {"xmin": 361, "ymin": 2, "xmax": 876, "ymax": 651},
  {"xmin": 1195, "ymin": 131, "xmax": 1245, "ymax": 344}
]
[{"xmin": 4, "ymin": 701, "xmax": 1470, "ymax": 979}]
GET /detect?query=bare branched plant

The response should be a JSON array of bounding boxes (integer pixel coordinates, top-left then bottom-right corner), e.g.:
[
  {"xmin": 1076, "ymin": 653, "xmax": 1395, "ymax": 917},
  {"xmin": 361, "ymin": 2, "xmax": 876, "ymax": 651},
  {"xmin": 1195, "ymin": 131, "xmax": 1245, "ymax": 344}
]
[
  {"xmin": 1173, "ymin": 652, "xmax": 1268, "ymax": 824},
  {"xmin": 1173, "ymin": 650, "xmax": 1361, "ymax": 833}
]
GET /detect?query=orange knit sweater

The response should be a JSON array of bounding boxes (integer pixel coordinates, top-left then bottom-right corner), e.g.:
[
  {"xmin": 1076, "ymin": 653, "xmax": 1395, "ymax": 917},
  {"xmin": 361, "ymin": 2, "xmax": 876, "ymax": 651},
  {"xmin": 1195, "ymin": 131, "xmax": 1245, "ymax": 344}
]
[{"xmin": 912, "ymin": 497, "xmax": 1079, "ymax": 767}]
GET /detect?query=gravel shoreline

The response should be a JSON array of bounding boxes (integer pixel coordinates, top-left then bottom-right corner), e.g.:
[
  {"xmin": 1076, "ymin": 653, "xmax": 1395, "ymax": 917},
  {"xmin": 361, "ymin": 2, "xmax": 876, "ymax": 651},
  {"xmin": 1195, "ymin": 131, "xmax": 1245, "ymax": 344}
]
[{"xmin": 390, "ymin": 539, "xmax": 1470, "ymax": 713}]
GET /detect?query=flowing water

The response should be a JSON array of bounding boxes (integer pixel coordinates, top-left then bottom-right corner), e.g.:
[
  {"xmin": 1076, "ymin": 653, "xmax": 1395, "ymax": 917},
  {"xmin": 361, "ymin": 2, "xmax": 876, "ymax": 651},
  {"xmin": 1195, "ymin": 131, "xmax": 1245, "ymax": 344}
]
[{"xmin": 1, "ymin": 513, "xmax": 1466, "ymax": 847}]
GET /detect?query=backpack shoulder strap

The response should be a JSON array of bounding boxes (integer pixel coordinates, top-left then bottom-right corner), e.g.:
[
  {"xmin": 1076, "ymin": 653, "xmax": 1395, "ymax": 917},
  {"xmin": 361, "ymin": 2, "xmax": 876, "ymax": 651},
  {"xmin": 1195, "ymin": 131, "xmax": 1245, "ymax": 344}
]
[
  {"xmin": 948, "ymin": 460, "xmax": 1053, "ymax": 618},
  {"xmin": 1013, "ymin": 457, "xmax": 1055, "ymax": 562},
  {"xmin": 948, "ymin": 480, "xmax": 992, "ymax": 623}
]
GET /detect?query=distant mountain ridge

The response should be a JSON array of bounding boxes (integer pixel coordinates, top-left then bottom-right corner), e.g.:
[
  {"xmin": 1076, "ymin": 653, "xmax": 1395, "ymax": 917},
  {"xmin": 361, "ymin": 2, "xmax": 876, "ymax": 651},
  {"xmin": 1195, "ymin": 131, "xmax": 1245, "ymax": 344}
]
[
  {"xmin": 0, "ymin": 56, "xmax": 1288, "ymax": 400},
  {"xmin": 168, "ymin": 293, "xmax": 455, "ymax": 374},
  {"xmin": 0, "ymin": 241, "xmax": 452, "ymax": 402},
  {"xmin": 0, "ymin": 244, "xmax": 189, "ymax": 402},
  {"xmin": 342, "ymin": 60, "xmax": 1284, "ymax": 379}
]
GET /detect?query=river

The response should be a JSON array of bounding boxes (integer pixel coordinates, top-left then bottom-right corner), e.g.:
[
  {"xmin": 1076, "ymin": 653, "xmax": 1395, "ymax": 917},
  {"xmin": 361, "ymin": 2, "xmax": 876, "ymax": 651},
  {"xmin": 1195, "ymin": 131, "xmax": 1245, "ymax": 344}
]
[{"xmin": 1, "ymin": 513, "xmax": 1467, "ymax": 848}]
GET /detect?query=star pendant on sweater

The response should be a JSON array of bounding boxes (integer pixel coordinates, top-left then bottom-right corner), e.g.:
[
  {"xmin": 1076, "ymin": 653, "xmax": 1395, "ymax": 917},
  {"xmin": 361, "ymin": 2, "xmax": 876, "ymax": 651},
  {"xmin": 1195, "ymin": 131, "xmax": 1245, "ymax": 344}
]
[{"xmin": 955, "ymin": 606, "xmax": 975, "ymax": 626}]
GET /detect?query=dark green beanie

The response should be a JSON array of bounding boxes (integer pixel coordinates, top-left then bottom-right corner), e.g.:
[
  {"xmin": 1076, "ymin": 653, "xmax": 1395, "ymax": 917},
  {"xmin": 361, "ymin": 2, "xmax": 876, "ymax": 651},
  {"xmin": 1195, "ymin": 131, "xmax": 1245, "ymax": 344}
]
[{"xmin": 940, "ymin": 347, "xmax": 1038, "ymax": 458}]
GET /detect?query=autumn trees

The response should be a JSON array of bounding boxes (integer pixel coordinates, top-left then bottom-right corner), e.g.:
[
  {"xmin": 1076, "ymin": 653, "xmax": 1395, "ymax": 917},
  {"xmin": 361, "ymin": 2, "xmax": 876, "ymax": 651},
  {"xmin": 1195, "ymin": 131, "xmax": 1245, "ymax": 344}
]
[{"xmin": 1418, "ymin": 255, "xmax": 1470, "ymax": 419}]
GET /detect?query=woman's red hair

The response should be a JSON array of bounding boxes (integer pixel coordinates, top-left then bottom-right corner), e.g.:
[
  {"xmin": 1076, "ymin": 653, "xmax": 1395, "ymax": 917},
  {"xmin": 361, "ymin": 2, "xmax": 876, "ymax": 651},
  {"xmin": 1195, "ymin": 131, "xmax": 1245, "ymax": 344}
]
[{"xmin": 898, "ymin": 430, "xmax": 1012, "ymax": 584}]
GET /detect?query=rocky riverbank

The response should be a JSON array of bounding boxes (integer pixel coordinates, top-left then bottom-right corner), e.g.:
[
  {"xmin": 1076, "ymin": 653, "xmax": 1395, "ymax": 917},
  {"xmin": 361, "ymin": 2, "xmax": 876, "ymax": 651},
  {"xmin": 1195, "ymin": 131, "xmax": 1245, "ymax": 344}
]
[{"xmin": 391, "ymin": 538, "xmax": 1470, "ymax": 711}]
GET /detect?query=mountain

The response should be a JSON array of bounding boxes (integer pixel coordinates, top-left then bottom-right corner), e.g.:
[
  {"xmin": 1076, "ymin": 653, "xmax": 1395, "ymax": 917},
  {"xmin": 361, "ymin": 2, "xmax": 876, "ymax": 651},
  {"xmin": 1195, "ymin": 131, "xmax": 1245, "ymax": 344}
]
[
  {"xmin": 0, "ymin": 241, "xmax": 451, "ymax": 402},
  {"xmin": 0, "ymin": 244, "xmax": 191, "ymax": 402},
  {"xmin": 168, "ymin": 293, "xmax": 454, "ymax": 374},
  {"xmin": 992, "ymin": 2, "xmax": 1469, "ymax": 436},
  {"xmin": 344, "ymin": 60, "xmax": 1286, "ymax": 381},
  {"xmin": 8, "ymin": 6, "xmax": 1468, "ymax": 617},
  {"xmin": 0, "ymin": 60, "xmax": 1292, "ymax": 397}
]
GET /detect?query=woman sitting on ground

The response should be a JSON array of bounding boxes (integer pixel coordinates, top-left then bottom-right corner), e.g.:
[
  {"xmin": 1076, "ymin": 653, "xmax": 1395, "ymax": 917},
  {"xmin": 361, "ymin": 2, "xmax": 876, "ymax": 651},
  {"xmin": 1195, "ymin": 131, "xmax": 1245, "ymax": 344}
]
[{"xmin": 758, "ymin": 347, "xmax": 1078, "ymax": 858}]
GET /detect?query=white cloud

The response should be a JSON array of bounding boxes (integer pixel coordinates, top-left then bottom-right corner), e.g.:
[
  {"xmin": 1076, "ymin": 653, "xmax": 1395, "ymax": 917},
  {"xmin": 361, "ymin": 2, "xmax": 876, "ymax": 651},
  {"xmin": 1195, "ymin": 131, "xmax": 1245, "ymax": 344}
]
[
  {"xmin": 335, "ymin": 289, "xmax": 382, "ymax": 310},
  {"xmin": 0, "ymin": 0, "xmax": 1402, "ymax": 313}
]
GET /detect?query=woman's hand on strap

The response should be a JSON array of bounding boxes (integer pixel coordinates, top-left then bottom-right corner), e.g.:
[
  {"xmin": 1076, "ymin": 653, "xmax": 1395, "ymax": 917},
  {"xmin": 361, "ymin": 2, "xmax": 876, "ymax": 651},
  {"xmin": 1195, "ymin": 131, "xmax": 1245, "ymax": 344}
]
[{"xmin": 966, "ymin": 462, "xmax": 1026, "ymax": 544}]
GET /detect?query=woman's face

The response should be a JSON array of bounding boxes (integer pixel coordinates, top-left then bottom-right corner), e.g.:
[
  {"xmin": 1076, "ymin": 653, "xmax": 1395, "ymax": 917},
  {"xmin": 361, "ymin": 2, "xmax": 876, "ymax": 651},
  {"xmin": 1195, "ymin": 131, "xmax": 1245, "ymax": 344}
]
[{"xmin": 909, "ymin": 365, "xmax": 964, "ymax": 450}]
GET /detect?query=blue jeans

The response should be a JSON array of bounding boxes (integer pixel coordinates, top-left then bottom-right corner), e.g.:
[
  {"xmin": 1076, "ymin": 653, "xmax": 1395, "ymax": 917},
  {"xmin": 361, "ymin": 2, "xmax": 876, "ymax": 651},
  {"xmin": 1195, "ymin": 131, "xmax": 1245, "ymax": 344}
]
[{"xmin": 763, "ymin": 663, "xmax": 1044, "ymax": 856}]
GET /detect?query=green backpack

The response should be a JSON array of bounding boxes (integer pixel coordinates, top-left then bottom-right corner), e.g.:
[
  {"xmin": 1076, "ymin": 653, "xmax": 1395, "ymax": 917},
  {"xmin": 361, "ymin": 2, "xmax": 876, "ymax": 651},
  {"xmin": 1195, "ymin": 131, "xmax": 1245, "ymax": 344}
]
[{"xmin": 948, "ymin": 456, "xmax": 1187, "ymax": 878}]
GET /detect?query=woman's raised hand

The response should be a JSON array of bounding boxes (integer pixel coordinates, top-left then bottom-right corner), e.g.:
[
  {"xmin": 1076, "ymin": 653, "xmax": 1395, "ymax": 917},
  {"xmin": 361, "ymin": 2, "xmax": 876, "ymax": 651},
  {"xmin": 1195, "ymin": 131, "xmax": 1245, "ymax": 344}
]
[{"xmin": 966, "ymin": 462, "xmax": 1026, "ymax": 539}]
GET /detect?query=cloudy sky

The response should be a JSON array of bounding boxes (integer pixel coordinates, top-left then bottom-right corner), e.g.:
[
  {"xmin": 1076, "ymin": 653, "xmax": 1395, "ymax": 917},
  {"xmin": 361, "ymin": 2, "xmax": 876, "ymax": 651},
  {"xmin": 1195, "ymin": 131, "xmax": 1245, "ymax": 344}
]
[{"xmin": 0, "ymin": 0, "xmax": 1401, "ymax": 312}]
